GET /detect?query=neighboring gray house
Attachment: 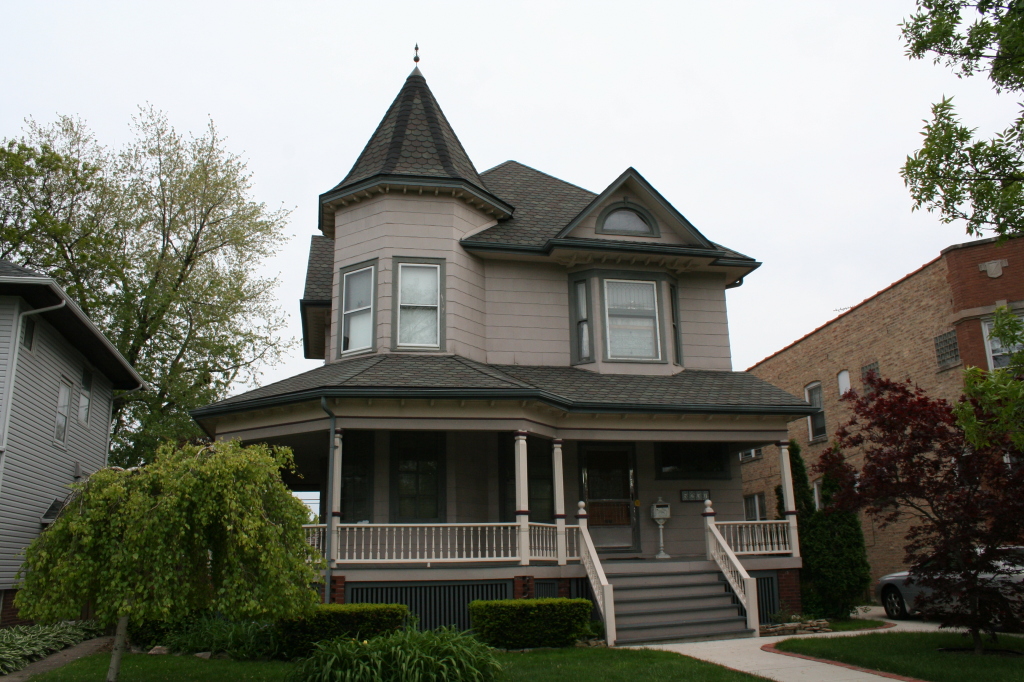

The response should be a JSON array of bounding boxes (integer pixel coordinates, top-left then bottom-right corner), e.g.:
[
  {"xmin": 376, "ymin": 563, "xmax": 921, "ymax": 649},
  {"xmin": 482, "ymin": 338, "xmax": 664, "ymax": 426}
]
[
  {"xmin": 192, "ymin": 66, "xmax": 814, "ymax": 644},
  {"xmin": 0, "ymin": 262, "xmax": 144, "ymax": 626}
]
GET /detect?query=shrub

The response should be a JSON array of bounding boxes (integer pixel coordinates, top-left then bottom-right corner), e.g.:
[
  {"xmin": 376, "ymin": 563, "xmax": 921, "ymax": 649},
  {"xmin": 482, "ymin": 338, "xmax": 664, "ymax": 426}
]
[
  {"xmin": 468, "ymin": 598, "xmax": 592, "ymax": 649},
  {"xmin": 163, "ymin": 614, "xmax": 280, "ymax": 660},
  {"xmin": 288, "ymin": 627, "xmax": 501, "ymax": 682},
  {"xmin": 277, "ymin": 603, "xmax": 408, "ymax": 660},
  {"xmin": 0, "ymin": 621, "xmax": 105, "ymax": 674}
]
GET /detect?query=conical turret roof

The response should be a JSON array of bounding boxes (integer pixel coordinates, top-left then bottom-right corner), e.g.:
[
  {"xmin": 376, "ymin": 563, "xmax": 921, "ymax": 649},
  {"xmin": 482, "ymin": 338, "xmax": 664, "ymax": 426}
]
[{"xmin": 333, "ymin": 68, "xmax": 486, "ymax": 191}]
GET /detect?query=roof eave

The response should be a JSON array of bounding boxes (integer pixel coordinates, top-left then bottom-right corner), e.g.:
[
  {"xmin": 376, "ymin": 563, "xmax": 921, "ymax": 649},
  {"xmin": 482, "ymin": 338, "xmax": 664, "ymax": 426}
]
[{"xmin": 299, "ymin": 299, "xmax": 330, "ymax": 360}]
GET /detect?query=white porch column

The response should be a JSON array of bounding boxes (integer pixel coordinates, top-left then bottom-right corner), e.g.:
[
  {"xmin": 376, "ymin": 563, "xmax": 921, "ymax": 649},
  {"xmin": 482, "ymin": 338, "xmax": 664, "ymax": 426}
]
[
  {"xmin": 514, "ymin": 431, "xmax": 531, "ymax": 566},
  {"xmin": 778, "ymin": 440, "xmax": 801, "ymax": 558},
  {"xmin": 330, "ymin": 428, "xmax": 343, "ymax": 561},
  {"xmin": 702, "ymin": 499, "xmax": 716, "ymax": 561},
  {"xmin": 552, "ymin": 438, "xmax": 567, "ymax": 565}
]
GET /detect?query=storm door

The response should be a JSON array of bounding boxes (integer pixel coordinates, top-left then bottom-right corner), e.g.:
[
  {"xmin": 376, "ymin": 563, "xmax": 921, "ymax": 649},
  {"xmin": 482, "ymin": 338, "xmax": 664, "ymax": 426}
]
[{"xmin": 580, "ymin": 443, "xmax": 638, "ymax": 551}]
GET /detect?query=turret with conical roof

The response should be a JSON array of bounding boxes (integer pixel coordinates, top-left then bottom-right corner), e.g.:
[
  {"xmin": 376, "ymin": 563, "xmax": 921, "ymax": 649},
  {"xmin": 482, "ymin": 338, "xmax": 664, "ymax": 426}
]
[{"xmin": 318, "ymin": 68, "xmax": 513, "ymax": 236}]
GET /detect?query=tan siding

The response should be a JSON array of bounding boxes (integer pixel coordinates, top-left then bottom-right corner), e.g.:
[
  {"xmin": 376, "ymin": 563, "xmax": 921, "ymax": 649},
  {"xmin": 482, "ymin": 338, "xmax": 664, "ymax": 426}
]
[{"xmin": 485, "ymin": 261, "xmax": 570, "ymax": 366}]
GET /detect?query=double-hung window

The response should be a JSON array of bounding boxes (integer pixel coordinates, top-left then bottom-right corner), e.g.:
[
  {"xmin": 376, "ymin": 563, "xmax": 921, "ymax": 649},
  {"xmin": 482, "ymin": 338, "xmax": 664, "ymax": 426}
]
[
  {"xmin": 984, "ymin": 316, "xmax": 1024, "ymax": 369},
  {"xmin": 54, "ymin": 380, "xmax": 71, "ymax": 443},
  {"xmin": 571, "ymin": 279, "xmax": 592, "ymax": 363},
  {"xmin": 805, "ymin": 382, "xmax": 826, "ymax": 440},
  {"xmin": 341, "ymin": 266, "xmax": 374, "ymax": 354},
  {"xmin": 78, "ymin": 369, "xmax": 92, "ymax": 425},
  {"xmin": 397, "ymin": 263, "xmax": 440, "ymax": 348},
  {"xmin": 604, "ymin": 279, "xmax": 660, "ymax": 360},
  {"xmin": 744, "ymin": 493, "xmax": 767, "ymax": 521}
]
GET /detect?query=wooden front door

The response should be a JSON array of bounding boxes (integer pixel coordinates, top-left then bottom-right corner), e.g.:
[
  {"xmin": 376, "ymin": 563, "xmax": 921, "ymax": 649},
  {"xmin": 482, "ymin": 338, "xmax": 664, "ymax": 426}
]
[{"xmin": 581, "ymin": 444, "xmax": 638, "ymax": 551}]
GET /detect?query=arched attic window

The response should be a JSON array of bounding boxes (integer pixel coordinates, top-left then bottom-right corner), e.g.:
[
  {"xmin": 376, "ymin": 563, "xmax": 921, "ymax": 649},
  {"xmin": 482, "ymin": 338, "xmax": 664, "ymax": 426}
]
[{"xmin": 596, "ymin": 201, "xmax": 660, "ymax": 237}]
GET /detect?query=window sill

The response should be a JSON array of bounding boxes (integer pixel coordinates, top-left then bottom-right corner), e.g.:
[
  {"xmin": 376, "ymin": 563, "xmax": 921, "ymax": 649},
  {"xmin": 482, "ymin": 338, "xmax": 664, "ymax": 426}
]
[
  {"xmin": 340, "ymin": 347, "xmax": 375, "ymax": 359},
  {"xmin": 604, "ymin": 357, "xmax": 668, "ymax": 364},
  {"xmin": 936, "ymin": 361, "xmax": 963, "ymax": 373},
  {"xmin": 739, "ymin": 456, "xmax": 763, "ymax": 464},
  {"xmin": 807, "ymin": 435, "xmax": 828, "ymax": 445}
]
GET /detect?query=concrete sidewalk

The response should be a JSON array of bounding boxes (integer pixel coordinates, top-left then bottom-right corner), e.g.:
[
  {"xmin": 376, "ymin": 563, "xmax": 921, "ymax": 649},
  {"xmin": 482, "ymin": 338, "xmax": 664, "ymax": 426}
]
[
  {"xmin": 634, "ymin": 608, "xmax": 942, "ymax": 681},
  {"xmin": 3, "ymin": 636, "xmax": 113, "ymax": 681}
]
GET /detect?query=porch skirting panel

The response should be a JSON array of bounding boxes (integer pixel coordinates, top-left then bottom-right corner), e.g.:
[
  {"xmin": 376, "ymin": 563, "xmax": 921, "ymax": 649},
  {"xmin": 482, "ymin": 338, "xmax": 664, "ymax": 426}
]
[{"xmin": 345, "ymin": 580, "xmax": 513, "ymax": 630}]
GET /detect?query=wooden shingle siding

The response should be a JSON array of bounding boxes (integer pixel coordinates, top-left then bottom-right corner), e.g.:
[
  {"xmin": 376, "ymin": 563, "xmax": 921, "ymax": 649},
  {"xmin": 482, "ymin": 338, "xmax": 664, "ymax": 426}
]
[{"xmin": 0, "ymin": 306, "xmax": 112, "ymax": 590}]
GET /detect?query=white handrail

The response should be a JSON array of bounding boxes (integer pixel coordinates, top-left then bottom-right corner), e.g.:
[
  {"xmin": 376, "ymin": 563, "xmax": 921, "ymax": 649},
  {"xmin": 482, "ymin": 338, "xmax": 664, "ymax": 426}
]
[
  {"xmin": 576, "ymin": 501, "xmax": 616, "ymax": 646},
  {"xmin": 703, "ymin": 501, "xmax": 759, "ymax": 635},
  {"xmin": 715, "ymin": 520, "xmax": 792, "ymax": 555}
]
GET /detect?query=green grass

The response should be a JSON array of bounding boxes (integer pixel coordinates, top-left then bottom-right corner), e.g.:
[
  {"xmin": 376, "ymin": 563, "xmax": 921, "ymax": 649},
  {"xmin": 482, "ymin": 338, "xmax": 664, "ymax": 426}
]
[
  {"xmin": 776, "ymin": 631, "xmax": 1024, "ymax": 682},
  {"xmin": 496, "ymin": 647, "xmax": 768, "ymax": 681},
  {"xmin": 30, "ymin": 653, "xmax": 294, "ymax": 681},
  {"xmin": 826, "ymin": 618, "xmax": 888, "ymax": 632},
  {"xmin": 30, "ymin": 648, "xmax": 768, "ymax": 682}
]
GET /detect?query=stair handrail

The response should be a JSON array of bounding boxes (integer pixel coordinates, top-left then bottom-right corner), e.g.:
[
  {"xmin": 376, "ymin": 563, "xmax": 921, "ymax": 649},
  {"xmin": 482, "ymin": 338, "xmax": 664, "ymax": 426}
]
[
  {"xmin": 576, "ymin": 501, "xmax": 616, "ymax": 646},
  {"xmin": 703, "ymin": 500, "xmax": 760, "ymax": 635}
]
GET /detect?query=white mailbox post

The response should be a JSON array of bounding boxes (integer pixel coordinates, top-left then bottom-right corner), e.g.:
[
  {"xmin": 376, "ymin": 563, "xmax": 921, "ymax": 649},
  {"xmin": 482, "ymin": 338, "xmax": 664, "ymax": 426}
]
[{"xmin": 650, "ymin": 497, "xmax": 671, "ymax": 559}]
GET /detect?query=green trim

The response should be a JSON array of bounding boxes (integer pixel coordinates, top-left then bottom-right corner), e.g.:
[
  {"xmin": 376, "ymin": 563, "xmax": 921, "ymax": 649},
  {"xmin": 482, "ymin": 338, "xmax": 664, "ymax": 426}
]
[
  {"xmin": 595, "ymin": 201, "xmax": 660, "ymax": 238},
  {"xmin": 567, "ymin": 275, "xmax": 595, "ymax": 366}
]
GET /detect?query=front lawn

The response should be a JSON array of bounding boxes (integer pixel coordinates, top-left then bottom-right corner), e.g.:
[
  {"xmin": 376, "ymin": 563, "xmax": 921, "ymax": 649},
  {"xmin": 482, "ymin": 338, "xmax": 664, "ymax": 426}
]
[
  {"xmin": 826, "ymin": 618, "xmax": 888, "ymax": 632},
  {"xmin": 775, "ymin": 631, "xmax": 1024, "ymax": 682},
  {"xmin": 32, "ymin": 648, "xmax": 769, "ymax": 682}
]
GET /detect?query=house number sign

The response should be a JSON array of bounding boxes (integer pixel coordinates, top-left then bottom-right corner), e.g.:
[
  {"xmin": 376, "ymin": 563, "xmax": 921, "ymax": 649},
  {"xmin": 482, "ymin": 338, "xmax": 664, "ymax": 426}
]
[{"xmin": 679, "ymin": 490, "xmax": 710, "ymax": 502}]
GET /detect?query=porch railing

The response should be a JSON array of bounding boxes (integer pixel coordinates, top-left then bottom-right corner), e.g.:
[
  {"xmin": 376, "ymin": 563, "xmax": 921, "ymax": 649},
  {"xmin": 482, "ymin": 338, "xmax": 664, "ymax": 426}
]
[
  {"xmin": 300, "ymin": 522, "xmax": 581, "ymax": 564},
  {"xmin": 715, "ymin": 520, "xmax": 792, "ymax": 555},
  {"xmin": 703, "ymin": 501, "xmax": 759, "ymax": 634},
  {"xmin": 576, "ymin": 501, "xmax": 616, "ymax": 646}
]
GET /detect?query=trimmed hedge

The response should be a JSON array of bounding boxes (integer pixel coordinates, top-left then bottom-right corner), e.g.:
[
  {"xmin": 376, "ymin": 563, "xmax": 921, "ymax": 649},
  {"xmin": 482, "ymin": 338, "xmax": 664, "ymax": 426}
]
[
  {"xmin": 468, "ymin": 598, "xmax": 592, "ymax": 649},
  {"xmin": 277, "ymin": 603, "xmax": 409, "ymax": 660}
]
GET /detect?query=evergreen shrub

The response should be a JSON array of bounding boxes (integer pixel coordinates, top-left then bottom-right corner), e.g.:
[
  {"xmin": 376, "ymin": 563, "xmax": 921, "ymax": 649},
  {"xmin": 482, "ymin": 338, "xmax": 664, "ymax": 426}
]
[
  {"xmin": 288, "ymin": 627, "xmax": 501, "ymax": 682},
  {"xmin": 277, "ymin": 603, "xmax": 408, "ymax": 660},
  {"xmin": 468, "ymin": 598, "xmax": 592, "ymax": 649}
]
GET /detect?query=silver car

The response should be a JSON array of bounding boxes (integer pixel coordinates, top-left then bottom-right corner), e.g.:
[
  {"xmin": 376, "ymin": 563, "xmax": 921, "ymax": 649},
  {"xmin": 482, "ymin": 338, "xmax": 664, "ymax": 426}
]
[{"xmin": 876, "ymin": 548, "xmax": 1024, "ymax": 619}]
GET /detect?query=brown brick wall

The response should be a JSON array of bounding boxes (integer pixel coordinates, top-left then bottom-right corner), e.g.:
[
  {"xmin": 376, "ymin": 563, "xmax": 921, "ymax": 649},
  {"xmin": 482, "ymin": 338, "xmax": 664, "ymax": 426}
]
[
  {"xmin": 513, "ymin": 576, "xmax": 535, "ymax": 599},
  {"xmin": 0, "ymin": 590, "xmax": 32, "ymax": 628},
  {"xmin": 557, "ymin": 578, "xmax": 572, "ymax": 598},
  {"xmin": 776, "ymin": 568, "xmax": 801, "ymax": 615},
  {"xmin": 944, "ymin": 237, "xmax": 1024, "ymax": 312},
  {"xmin": 329, "ymin": 575, "xmax": 346, "ymax": 604},
  {"xmin": 746, "ymin": 255, "xmax": 965, "ymax": 585}
]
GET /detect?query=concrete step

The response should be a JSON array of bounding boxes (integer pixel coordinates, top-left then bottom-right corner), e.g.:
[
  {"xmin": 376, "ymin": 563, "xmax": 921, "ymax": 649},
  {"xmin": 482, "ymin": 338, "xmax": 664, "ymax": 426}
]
[
  {"xmin": 614, "ymin": 593, "xmax": 736, "ymax": 613},
  {"xmin": 616, "ymin": 604, "xmax": 741, "ymax": 625},
  {"xmin": 607, "ymin": 570, "xmax": 721, "ymax": 588},
  {"xmin": 611, "ymin": 581, "xmax": 728, "ymax": 599},
  {"xmin": 615, "ymin": 627, "xmax": 756, "ymax": 646},
  {"xmin": 600, "ymin": 558, "xmax": 716, "ymax": 575},
  {"xmin": 615, "ymin": 616, "xmax": 749, "ymax": 642}
]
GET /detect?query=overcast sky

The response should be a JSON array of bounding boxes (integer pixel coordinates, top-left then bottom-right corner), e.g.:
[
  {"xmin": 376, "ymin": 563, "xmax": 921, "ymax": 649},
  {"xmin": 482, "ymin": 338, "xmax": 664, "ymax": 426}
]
[{"xmin": 2, "ymin": 1, "xmax": 1016, "ymax": 389}]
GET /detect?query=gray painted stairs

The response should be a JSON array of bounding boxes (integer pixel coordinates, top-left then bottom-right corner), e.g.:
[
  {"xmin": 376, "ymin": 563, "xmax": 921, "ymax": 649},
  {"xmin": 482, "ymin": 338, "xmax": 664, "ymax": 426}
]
[{"xmin": 603, "ymin": 558, "xmax": 755, "ymax": 645}]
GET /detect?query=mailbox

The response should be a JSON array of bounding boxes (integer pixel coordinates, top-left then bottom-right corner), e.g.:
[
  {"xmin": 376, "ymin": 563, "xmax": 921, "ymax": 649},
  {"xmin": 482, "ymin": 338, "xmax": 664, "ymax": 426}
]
[{"xmin": 650, "ymin": 497, "xmax": 671, "ymax": 520}]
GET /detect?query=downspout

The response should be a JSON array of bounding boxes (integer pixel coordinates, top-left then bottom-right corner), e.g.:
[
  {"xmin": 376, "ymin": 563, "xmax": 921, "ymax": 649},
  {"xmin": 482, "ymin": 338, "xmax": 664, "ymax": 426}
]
[
  {"xmin": 0, "ymin": 300, "xmax": 67, "ymax": 500},
  {"xmin": 320, "ymin": 397, "xmax": 337, "ymax": 604}
]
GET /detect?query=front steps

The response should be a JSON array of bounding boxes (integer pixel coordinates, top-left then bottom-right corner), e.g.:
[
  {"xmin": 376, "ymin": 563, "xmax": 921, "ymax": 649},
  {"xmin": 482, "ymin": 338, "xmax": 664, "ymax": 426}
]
[{"xmin": 603, "ymin": 558, "xmax": 755, "ymax": 645}]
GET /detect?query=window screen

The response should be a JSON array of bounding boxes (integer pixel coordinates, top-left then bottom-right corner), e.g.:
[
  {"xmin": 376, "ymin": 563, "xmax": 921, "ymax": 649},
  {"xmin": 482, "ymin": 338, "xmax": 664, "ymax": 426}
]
[
  {"xmin": 398, "ymin": 264, "xmax": 440, "ymax": 347},
  {"xmin": 605, "ymin": 279, "xmax": 660, "ymax": 360}
]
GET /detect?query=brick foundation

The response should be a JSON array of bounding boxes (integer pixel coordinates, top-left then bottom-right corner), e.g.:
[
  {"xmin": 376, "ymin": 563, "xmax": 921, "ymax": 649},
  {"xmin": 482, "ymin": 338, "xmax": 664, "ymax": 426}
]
[
  {"xmin": 513, "ymin": 576, "xmax": 534, "ymax": 599},
  {"xmin": 0, "ymin": 590, "xmax": 32, "ymax": 628},
  {"xmin": 329, "ymin": 575, "xmax": 346, "ymax": 604},
  {"xmin": 557, "ymin": 578, "xmax": 572, "ymax": 598},
  {"xmin": 776, "ymin": 568, "xmax": 801, "ymax": 614}
]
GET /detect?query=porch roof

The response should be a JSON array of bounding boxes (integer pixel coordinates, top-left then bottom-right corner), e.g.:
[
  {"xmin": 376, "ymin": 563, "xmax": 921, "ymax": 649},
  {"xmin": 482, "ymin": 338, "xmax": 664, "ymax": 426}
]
[{"xmin": 191, "ymin": 354, "xmax": 815, "ymax": 419}]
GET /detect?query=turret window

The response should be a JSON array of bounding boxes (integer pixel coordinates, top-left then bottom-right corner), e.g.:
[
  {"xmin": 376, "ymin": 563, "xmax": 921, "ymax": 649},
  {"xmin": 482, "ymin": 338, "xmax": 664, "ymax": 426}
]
[
  {"xmin": 397, "ymin": 263, "xmax": 441, "ymax": 348},
  {"xmin": 342, "ymin": 266, "xmax": 375, "ymax": 353}
]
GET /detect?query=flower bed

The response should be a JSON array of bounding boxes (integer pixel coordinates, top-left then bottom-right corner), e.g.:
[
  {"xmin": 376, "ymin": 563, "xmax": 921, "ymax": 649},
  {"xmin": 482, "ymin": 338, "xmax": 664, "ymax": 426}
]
[{"xmin": 0, "ymin": 621, "xmax": 105, "ymax": 674}]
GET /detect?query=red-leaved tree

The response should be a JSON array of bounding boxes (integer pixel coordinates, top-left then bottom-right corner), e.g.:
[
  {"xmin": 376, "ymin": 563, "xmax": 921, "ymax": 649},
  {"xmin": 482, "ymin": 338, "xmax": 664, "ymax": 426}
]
[{"xmin": 817, "ymin": 375, "xmax": 1024, "ymax": 654}]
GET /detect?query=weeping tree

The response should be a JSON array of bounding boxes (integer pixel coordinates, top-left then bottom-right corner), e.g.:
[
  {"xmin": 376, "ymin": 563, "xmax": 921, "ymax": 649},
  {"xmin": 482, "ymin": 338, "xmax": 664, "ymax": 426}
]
[{"xmin": 15, "ymin": 440, "xmax": 323, "ymax": 681}]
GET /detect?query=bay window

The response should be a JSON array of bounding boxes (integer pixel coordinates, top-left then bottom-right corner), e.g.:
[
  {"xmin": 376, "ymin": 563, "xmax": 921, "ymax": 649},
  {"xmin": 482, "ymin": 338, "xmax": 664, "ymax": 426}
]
[
  {"xmin": 604, "ymin": 279, "xmax": 661, "ymax": 360},
  {"xmin": 396, "ymin": 262, "xmax": 441, "ymax": 348},
  {"xmin": 570, "ymin": 279, "xmax": 593, "ymax": 363}
]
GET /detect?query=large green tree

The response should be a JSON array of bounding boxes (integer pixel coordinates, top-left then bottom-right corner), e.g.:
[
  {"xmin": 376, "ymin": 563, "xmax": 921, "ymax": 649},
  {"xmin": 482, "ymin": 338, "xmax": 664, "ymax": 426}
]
[
  {"xmin": 15, "ymin": 440, "xmax": 322, "ymax": 681},
  {"xmin": 0, "ymin": 109, "xmax": 291, "ymax": 465},
  {"xmin": 902, "ymin": 1, "xmax": 1024, "ymax": 238}
]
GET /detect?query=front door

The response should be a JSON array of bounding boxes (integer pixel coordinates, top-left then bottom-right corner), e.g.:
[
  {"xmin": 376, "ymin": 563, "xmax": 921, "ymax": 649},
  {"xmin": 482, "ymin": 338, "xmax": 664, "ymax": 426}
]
[{"xmin": 580, "ymin": 444, "xmax": 638, "ymax": 551}]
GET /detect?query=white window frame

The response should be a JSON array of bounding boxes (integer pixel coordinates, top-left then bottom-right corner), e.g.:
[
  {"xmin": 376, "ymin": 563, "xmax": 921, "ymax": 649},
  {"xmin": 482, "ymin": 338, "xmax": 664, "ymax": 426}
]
[
  {"xmin": 812, "ymin": 479, "xmax": 823, "ymax": 511},
  {"xmin": 983, "ymin": 315, "xmax": 1024, "ymax": 370},
  {"xmin": 805, "ymin": 381, "xmax": 826, "ymax": 441},
  {"xmin": 78, "ymin": 369, "xmax": 92, "ymax": 426},
  {"xmin": 738, "ymin": 447, "xmax": 763, "ymax": 462},
  {"xmin": 603, "ymin": 278, "xmax": 662, "ymax": 361},
  {"xmin": 397, "ymin": 263, "xmax": 441, "ymax": 349},
  {"xmin": 54, "ymin": 379, "xmax": 71, "ymax": 444},
  {"xmin": 341, "ymin": 265, "xmax": 375, "ymax": 355}
]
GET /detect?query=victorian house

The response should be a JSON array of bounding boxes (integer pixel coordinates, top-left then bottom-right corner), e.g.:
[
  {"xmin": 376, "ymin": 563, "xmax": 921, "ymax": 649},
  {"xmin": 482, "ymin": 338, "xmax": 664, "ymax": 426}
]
[{"xmin": 191, "ymin": 66, "xmax": 813, "ymax": 644}]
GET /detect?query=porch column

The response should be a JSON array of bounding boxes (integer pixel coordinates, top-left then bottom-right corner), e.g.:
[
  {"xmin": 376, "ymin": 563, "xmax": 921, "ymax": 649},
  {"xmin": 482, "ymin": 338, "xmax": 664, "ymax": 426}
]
[
  {"xmin": 552, "ymin": 439, "xmax": 567, "ymax": 565},
  {"xmin": 778, "ymin": 440, "xmax": 801, "ymax": 558},
  {"xmin": 514, "ymin": 430, "xmax": 530, "ymax": 566},
  {"xmin": 330, "ymin": 428, "xmax": 343, "ymax": 559}
]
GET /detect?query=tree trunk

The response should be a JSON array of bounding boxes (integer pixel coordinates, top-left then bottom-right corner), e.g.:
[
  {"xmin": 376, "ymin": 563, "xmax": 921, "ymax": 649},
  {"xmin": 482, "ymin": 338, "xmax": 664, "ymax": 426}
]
[
  {"xmin": 106, "ymin": 615, "xmax": 129, "ymax": 682},
  {"xmin": 971, "ymin": 627, "xmax": 983, "ymax": 655}
]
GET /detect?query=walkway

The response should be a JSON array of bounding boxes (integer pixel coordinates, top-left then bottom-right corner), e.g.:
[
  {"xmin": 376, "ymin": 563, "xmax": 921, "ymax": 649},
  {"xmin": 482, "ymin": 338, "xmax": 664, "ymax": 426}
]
[
  {"xmin": 635, "ymin": 607, "xmax": 942, "ymax": 682},
  {"xmin": 3, "ymin": 636, "xmax": 113, "ymax": 681}
]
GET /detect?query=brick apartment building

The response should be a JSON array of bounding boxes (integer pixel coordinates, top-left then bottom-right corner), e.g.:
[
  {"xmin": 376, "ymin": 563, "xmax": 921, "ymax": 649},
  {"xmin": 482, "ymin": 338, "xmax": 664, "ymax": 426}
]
[{"xmin": 743, "ymin": 236, "xmax": 1023, "ymax": 583}]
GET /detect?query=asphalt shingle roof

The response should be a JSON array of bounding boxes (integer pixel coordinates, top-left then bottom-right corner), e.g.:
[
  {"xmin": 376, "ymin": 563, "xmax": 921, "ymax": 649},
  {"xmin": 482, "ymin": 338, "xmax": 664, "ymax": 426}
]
[
  {"xmin": 0, "ymin": 260, "xmax": 47, "ymax": 278},
  {"xmin": 468, "ymin": 161, "xmax": 598, "ymax": 247},
  {"xmin": 303, "ymin": 235, "xmax": 334, "ymax": 301},
  {"xmin": 197, "ymin": 354, "xmax": 810, "ymax": 415},
  {"xmin": 332, "ymin": 68, "xmax": 486, "ymax": 193}
]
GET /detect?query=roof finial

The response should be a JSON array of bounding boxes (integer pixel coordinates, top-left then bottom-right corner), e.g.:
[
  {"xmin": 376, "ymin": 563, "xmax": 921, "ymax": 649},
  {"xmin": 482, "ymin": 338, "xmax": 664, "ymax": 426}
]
[{"xmin": 414, "ymin": 43, "xmax": 420, "ymax": 64}]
